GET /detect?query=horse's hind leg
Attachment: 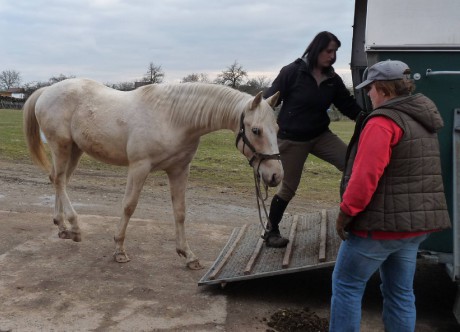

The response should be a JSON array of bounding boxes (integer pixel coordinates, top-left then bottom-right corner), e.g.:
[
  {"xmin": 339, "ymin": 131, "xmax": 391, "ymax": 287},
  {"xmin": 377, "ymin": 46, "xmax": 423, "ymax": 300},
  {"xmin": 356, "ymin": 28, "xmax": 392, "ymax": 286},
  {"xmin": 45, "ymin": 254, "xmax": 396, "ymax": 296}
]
[
  {"xmin": 66, "ymin": 144, "xmax": 83, "ymax": 184},
  {"xmin": 167, "ymin": 166, "xmax": 202, "ymax": 270},
  {"xmin": 50, "ymin": 142, "xmax": 82, "ymax": 242},
  {"xmin": 113, "ymin": 161, "xmax": 151, "ymax": 263}
]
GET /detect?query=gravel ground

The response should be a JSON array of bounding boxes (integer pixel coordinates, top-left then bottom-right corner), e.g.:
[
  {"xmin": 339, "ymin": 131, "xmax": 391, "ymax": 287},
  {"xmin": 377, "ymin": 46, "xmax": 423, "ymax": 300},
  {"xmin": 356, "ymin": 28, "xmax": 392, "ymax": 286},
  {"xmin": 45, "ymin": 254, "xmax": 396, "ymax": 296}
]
[{"xmin": 0, "ymin": 160, "xmax": 458, "ymax": 331}]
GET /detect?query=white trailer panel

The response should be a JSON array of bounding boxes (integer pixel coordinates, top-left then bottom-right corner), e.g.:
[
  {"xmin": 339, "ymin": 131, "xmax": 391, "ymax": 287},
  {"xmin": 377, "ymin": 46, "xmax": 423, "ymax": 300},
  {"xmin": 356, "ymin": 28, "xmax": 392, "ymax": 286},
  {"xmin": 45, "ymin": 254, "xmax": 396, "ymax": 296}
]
[{"xmin": 366, "ymin": 0, "xmax": 460, "ymax": 50}]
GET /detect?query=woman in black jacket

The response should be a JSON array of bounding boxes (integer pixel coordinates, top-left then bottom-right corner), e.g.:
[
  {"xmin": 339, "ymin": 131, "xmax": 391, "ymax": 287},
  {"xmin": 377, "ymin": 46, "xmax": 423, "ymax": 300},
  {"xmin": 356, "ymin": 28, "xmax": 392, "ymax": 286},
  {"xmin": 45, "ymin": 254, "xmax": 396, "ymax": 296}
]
[{"xmin": 263, "ymin": 31, "xmax": 362, "ymax": 247}]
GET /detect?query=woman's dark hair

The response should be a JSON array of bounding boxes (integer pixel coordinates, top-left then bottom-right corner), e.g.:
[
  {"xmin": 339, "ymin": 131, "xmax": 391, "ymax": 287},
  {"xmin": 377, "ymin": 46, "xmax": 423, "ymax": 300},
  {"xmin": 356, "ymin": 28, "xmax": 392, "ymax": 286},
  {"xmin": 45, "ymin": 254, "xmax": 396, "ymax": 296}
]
[{"xmin": 302, "ymin": 31, "xmax": 341, "ymax": 71}]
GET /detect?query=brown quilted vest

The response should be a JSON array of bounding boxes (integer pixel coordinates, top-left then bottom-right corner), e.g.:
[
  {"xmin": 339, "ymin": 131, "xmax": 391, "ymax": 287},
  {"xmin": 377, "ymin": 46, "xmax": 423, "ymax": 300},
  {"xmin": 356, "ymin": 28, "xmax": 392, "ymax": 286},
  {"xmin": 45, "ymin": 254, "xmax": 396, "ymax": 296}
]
[{"xmin": 341, "ymin": 94, "xmax": 451, "ymax": 232}]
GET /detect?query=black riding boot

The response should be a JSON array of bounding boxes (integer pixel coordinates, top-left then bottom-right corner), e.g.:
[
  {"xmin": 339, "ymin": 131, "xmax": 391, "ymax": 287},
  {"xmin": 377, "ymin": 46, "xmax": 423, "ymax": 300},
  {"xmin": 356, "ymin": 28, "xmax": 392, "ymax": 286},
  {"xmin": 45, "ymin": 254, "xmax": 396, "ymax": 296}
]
[{"xmin": 264, "ymin": 195, "xmax": 289, "ymax": 248}]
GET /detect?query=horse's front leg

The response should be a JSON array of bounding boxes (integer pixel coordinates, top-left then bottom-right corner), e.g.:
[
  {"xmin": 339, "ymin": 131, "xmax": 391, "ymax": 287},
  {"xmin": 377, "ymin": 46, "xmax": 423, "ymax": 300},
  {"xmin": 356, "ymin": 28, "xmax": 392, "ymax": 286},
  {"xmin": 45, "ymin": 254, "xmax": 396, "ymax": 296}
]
[
  {"xmin": 113, "ymin": 162, "xmax": 150, "ymax": 263},
  {"xmin": 167, "ymin": 166, "xmax": 203, "ymax": 270},
  {"xmin": 50, "ymin": 148, "xmax": 81, "ymax": 242}
]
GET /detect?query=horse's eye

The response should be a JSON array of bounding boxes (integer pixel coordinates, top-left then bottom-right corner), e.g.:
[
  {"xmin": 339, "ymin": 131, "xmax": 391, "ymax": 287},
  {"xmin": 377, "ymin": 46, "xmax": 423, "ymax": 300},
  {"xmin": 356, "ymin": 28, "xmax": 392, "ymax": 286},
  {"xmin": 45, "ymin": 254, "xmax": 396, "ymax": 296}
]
[{"xmin": 252, "ymin": 127, "xmax": 260, "ymax": 136}]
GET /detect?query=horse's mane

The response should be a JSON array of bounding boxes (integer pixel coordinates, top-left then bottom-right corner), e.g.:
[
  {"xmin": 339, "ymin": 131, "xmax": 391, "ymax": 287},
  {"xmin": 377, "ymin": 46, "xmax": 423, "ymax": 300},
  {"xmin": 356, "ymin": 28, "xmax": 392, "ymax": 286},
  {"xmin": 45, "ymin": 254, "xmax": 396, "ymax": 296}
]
[{"xmin": 138, "ymin": 83, "xmax": 255, "ymax": 129}]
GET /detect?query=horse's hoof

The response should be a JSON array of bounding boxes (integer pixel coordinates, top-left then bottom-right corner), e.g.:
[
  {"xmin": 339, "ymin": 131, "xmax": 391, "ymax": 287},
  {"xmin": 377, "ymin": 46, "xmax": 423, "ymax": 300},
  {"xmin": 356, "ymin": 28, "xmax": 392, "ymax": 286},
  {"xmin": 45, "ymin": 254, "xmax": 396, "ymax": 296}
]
[
  {"xmin": 187, "ymin": 260, "xmax": 204, "ymax": 270},
  {"xmin": 58, "ymin": 230, "xmax": 81, "ymax": 242},
  {"xmin": 58, "ymin": 230, "xmax": 72, "ymax": 240},
  {"xmin": 72, "ymin": 232, "xmax": 82, "ymax": 242},
  {"xmin": 114, "ymin": 252, "xmax": 131, "ymax": 263}
]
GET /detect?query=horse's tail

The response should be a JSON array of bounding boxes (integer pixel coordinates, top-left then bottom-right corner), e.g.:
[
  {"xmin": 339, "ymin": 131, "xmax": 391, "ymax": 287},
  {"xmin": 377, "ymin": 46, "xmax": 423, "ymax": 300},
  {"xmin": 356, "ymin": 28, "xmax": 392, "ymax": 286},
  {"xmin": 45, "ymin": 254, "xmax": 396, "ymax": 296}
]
[{"xmin": 23, "ymin": 87, "xmax": 51, "ymax": 173}]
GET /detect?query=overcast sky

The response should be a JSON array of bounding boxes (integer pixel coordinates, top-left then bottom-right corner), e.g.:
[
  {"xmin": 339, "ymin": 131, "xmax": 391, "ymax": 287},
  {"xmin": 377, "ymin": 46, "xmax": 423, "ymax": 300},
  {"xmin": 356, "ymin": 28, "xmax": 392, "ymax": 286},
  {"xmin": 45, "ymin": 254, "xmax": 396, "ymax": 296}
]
[{"xmin": 0, "ymin": 0, "xmax": 357, "ymax": 86}]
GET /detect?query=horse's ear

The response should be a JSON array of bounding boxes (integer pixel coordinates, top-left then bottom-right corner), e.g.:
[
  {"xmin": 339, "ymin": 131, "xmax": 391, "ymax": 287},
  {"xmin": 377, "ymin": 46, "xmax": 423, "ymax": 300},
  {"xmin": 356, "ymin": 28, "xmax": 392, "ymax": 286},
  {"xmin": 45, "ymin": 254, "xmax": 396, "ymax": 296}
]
[
  {"xmin": 250, "ymin": 91, "xmax": 264, "ymax": 110},
  {"xmin": 266, "ymin": 91, "xmax": 280, "ymax": 108}
]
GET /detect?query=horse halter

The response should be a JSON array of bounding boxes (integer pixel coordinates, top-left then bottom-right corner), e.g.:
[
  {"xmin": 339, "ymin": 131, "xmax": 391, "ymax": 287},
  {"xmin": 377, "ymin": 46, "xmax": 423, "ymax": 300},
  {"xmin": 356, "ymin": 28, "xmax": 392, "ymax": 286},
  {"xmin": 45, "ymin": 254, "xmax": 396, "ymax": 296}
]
[
  {"xmin": 235, "ymin": 112, "xmax": 281, "ymax": 167},
  {"xmin": 235, "ymin": 112, "xmax": 281, "ymax": 232}
]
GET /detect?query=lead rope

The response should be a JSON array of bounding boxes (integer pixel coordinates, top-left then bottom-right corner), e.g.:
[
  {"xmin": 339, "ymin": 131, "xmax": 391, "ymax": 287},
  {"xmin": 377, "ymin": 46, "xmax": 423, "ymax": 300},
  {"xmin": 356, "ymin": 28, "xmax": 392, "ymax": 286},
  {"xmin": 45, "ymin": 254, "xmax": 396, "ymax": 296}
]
[{"xmin": 253, "ymin": 163, "xmax": 270, "ymax": 233}]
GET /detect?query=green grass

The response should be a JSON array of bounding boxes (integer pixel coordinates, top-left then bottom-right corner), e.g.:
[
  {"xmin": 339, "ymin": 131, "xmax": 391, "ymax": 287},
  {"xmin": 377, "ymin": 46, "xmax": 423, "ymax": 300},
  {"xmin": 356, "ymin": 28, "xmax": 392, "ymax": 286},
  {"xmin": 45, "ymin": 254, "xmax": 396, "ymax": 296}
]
[
  {"xmin": 1, "ymin": 108, "xmax": 354, "ymax": 204},
  {"xmin": 0, "ymin": 109, "xmax": 28, "ymax": 161}
]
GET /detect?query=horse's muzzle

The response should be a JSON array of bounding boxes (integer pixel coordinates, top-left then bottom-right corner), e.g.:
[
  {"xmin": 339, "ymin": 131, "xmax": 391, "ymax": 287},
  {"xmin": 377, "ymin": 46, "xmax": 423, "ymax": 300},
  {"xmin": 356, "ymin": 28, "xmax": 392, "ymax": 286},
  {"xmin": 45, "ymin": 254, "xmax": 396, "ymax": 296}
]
[{"xmin": 257, "ymin": 159, "xmax": 283, "ymax": 187}]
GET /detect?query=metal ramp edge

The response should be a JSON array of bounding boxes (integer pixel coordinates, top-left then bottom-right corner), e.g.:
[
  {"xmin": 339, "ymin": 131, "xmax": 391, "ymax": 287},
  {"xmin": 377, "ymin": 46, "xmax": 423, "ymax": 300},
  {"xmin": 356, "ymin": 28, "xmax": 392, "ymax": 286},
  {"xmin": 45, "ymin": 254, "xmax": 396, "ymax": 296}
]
[{"xmin": 198, "ymin": 208, "xmax": 341, "ymax": 286}]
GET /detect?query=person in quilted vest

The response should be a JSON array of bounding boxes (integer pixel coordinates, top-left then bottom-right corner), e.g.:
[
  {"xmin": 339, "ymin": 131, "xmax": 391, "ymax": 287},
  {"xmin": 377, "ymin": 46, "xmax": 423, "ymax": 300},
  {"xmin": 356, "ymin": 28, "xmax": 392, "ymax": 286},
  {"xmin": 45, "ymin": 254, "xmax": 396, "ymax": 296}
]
[{"xmin": 329, "ymin": 60, "xmax": 451, "ymax": 332}]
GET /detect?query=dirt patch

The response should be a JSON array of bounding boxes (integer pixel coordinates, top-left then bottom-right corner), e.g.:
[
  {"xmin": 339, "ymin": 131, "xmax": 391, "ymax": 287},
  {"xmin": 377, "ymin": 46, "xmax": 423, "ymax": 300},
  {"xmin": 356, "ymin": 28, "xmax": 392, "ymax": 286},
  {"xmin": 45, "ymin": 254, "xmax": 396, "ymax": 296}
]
[
  {"xmin": 265, "ymin": 308, "xmax": 329, "ymax": 332},
  {"xmin": 0, "ymin": 159, "xmax": 459, "ymax": 331}
]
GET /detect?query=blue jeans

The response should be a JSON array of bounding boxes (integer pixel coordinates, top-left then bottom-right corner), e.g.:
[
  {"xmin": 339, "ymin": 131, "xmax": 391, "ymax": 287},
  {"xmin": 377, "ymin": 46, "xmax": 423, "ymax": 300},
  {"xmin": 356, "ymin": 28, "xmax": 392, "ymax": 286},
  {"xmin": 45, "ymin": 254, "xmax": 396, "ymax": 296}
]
[{"xmin": 329, "ymin": 233, "xmax": 428, "ymax": 332}]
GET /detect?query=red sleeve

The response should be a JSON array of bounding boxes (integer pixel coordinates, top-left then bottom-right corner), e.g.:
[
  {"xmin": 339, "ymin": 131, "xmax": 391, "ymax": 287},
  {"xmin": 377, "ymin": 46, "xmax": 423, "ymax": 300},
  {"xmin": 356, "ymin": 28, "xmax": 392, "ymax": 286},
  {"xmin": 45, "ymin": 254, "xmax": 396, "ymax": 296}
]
[{"xmin": 340, "ymin": 116, "xmax": 403, "ymax": 216}]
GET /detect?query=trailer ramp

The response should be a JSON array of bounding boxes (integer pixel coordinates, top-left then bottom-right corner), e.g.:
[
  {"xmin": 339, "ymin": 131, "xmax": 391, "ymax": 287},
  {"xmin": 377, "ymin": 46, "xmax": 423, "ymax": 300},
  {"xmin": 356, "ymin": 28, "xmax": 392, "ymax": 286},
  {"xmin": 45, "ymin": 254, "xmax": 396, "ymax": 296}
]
[{"xmin": 199, "ymin": 209, "xmax": 341, "ymax": 286}]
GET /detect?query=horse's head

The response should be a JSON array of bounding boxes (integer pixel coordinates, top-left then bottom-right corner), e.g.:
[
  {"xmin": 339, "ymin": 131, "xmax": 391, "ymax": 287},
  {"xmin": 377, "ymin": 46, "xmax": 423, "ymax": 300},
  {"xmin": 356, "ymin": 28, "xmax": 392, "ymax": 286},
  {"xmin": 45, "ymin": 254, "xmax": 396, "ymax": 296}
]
[{"xmin": 236, "ymin": 91, "xmax": 284, "ymax": 187}]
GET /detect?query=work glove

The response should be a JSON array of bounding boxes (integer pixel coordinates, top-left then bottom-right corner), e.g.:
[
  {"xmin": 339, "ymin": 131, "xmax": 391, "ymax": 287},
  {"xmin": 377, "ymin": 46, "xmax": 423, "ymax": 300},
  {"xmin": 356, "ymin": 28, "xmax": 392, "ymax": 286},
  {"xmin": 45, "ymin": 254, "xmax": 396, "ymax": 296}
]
[{"xmin": 336, "ymin": 209, "xmax": 353, "ymax": 241}]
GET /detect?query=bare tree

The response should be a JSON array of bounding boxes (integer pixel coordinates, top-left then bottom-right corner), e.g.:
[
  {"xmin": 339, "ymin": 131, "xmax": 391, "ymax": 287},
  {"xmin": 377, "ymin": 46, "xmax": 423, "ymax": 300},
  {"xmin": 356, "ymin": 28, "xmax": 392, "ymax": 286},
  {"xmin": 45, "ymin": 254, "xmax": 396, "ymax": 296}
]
[
  {"xmin": 249, "ymin": 76, "xmax": 271, "ymax": 90},
  {"xmin": 181, "ymin": 73, "xmax": 209, "ymax": 83},
  {"xmin": 239, "ymin": 76, "xmax": 272, "ymax": 95},
  {"xmin": 107, "ymin": 81, "xmax": 135, "ymax": 91},
  {"xmin": 22, "ymin": 74, "xmax": 75, "ymax": 97},
  {"xmin": 215, "ymin": 61, "xmax": 247, "ymax": 89},
  {"xmin": 143, "ymin": 62, "xmax": 164, "ymax": 84},
  {"xmin": 0, "ymin": 69, "xmax": 22, "ymax": 90},
  {"xmin": 23, "ymin": 81, "xmax": 50, "ymax": 98},
  {"xmin": 49, "ymin": 74, "xmax": 75, "ymax": 84}
]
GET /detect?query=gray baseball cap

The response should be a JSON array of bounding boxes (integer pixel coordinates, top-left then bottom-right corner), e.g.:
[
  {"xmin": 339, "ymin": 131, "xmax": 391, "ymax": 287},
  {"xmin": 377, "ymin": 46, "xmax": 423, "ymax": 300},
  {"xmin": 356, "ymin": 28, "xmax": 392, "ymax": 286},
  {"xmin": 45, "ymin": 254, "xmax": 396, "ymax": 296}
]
[{"xmin": 355, "ymin": 60, "xmax": 410, "ymax": 89}]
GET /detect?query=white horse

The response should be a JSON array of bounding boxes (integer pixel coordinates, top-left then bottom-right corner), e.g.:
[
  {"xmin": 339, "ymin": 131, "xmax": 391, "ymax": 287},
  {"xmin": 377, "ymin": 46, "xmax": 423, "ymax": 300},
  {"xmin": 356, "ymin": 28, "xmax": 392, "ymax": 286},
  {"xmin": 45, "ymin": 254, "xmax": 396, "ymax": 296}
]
[{"xmin": 23, "ymin": 78, "xmax": 283, "ymax": 269}]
